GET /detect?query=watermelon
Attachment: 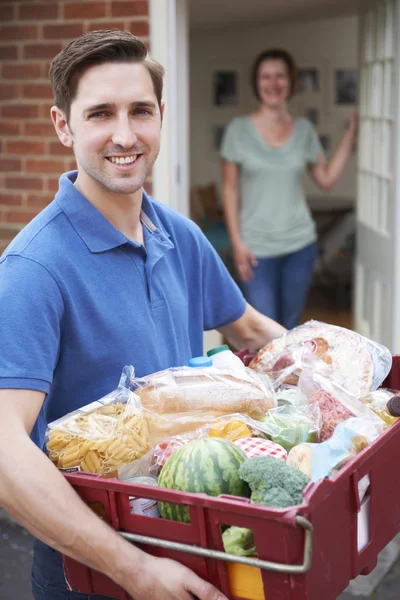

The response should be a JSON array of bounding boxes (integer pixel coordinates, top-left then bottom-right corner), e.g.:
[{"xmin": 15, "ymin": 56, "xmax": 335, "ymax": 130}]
[{"xmin": 158, "ymin": 437, "xmax": 250, "ymax": 522}]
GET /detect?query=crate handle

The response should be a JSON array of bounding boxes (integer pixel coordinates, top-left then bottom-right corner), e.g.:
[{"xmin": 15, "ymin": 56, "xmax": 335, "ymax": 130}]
[{"xmin": 119, "ymin": 515, "xmax": 313, "ymax": 575}]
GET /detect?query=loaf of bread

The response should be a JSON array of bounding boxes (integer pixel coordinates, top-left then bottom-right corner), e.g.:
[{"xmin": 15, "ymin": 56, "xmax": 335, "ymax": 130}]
[{"xmin": 136, "ymin": 366, "xmax": 276, "ymax": 419}]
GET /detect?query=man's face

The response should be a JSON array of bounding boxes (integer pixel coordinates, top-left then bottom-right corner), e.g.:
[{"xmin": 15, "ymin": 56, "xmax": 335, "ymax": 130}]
[{"xmin": 61, "ymin": 62, "xmax": 162, "ymax": 196}]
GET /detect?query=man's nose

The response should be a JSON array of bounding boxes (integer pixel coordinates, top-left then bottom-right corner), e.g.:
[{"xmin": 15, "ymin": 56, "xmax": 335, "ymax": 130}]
[{"xmin": 111, "ymin": 116, "xmax": 138, "ymax": 149}]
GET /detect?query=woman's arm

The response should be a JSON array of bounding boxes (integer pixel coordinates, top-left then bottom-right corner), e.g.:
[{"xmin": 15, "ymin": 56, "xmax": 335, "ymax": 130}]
[
  {"xmin": 218, "ymin": 303, "xmax": 286, "ymax": 351},
  {"xmin": 221, "ymin": 159, "xmax": 258, "ymax": 281},
  {"xmin": 308, "ymin": 111, "xmax": 358, "ymax": 191}
]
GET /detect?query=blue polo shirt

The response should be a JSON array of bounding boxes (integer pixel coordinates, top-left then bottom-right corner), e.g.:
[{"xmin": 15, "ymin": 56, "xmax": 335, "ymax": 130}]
[{"xmin": 0, "ymin": 171, "xmax": 246, "ymax": 448}]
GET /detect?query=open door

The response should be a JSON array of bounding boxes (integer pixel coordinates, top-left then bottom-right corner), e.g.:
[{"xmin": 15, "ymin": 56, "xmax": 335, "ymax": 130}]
[
  {"xmin": 356, "ymin": 0, "xmax": 400, "ymax": 351},
  {"xmin": 149, "ymin": 0, "xmax": 189, "ymax": 216}
]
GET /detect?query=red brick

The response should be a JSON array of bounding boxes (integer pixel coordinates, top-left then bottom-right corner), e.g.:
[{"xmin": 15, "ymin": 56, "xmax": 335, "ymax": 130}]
[
  {"xmin": 0, "ymin": 121, "xmax": 20, "ymax": 136},
  {"xmin": 19, "ymin": 3, "xmax": 59, "ymax": 20},
  {"xmin": 43, "ymin": 23, "xmax": 84, "ymax": 40},
  {"xmin": 24, "ymin": 122, "xmax": 56, "ymax": 137},
  {"xmin": 26, "ymin": 193, "xmax": 54, "ymax": 208},
  {"xmin": 6, "ymin": 140, "xmax": 46, "ymax": 156},
  {"xmin": 0, "ymin": 25, "xmax": 38, "ymax": 41},
  {"xmin": 22, "ymin": 84, "xmax": 53, "ymax": 100},
  {"xmin": 127, "ymin": 21, "xmax": 149, "ymax": 37},
  {"xmin": 85, "ymin": 21, "xmax": 125, "ymax": 32},
  {"xmin": 0, "ymin": 5, "xmax": 15, "ymax": 21},
  {"xmin": 47, "ymin": 178, "xmax": 60, "ymax": 193},
  {"xmin": 111, "ymin": 1, "xmax": 148, "ymax": 17},
  {"xmin": 6, "ymin": 177, "xmax": 43, "ymax": 191},
  {"xmin": 48, "ymin": 142, "xmax": 73, "ymax": 156},
  {"xmin": 0, "ymin": 193, "xmax": 23, "ymax": 206},
  {"xmin": 23, "ymin": 43, "xmax": 63, "ymax": 60},
  {"xmin": 0, "ymin": 85, "xmax": 20, "ymax": 101},
  {"xmin": 2, "ymin": 63, "xmax": 42, "ymax": 79},
  {"xmin": 39, "ymin": 102, "xmax": 54, "ymax": 119},
  {"xmin": 0, "ymin": 159, "xmax": 21, "ymax": 172},
  {"xmin": 4, "ymin": 210, "xmax": 37, "ymax": 225},
  {"xmin": 0, "ymin": 46, "xmax": 18, "ymax": 61},
  {"xmin": 26, "ymin": 159, "xmax": 65, "ymax": 174},
  {"xmin": 64, "ymin": 2, "xmax": 107, "ymax": 19},
  {"xmin": 66, "ymin": 158, "xmax": 78, "ymax": 171},
  {"xmin": 2, "ymin": 105, "xmax": 39, "ymax": 119}
]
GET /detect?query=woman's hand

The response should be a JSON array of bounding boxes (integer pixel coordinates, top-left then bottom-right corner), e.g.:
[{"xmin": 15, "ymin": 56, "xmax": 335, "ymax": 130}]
[
  {"xmin": 232, "ymin": 240, "xmax": 258, "ymax": 282},
  {"xmin": 347, "ymin": 110, "xmax": 359, "ymax": 141}
]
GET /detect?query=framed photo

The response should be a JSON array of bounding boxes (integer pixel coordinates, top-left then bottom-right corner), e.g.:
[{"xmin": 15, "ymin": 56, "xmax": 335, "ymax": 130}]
[
  {"xmin": 335, "ymin": 69, "xmax": 358, "ymax": 105},
  {"xmin": 305, "ymin": 107, "xmax": 319, "ymax": 126},
  {"xmin": 213, "ymin": 71, "xmax": 238, "ymax": 106},
  {"xmin": 297, "ymin": 69, "xmax": 319, "ymax": 94},
  {"xmin": 319, "ymin": 134, "xmax": 331, "ymax": 152},
  {"xmin": 213, "ymin": 125, "xmax": 225, "ymax": 150}
]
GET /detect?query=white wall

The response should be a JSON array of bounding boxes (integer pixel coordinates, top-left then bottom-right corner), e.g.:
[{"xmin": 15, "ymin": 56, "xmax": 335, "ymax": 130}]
[{"xmin": 190, "ymin": 15, "xmax": 359, "ymax": 206}]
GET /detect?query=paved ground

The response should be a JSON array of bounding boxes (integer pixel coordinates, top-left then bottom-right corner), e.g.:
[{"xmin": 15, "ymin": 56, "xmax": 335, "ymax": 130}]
[{"xmin": 1, "ymin": 508, "xmax": 399, "ymax": 600}]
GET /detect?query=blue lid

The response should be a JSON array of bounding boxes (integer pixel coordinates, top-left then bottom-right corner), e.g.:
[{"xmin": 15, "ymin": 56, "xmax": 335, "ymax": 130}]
[{"xmin": 188, "ymin": 356, "xmax": 213, "ymax": 368}]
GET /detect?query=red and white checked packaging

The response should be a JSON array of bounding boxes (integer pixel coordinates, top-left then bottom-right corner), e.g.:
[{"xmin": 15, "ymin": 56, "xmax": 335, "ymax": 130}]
[{"xmin": 234, "ymin": 437, "xmax": 287, "ymax": 461}]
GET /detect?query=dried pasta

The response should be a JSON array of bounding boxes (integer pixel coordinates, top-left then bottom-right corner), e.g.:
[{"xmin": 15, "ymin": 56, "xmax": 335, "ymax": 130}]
[{"xmin": 46, "ymin": 397, "xmax": 150, "ymax": 476}]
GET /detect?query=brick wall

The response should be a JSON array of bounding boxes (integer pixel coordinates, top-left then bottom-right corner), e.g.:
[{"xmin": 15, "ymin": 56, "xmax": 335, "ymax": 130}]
[{"xmin": 0, "ymin": 0, "xmax": 150, "ymax": 253}]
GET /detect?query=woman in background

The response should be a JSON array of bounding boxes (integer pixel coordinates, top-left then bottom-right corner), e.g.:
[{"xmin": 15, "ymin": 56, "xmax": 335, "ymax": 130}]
[{"xmin": 220, "ymin": 49, "xmax": 358, "ymax": 330}]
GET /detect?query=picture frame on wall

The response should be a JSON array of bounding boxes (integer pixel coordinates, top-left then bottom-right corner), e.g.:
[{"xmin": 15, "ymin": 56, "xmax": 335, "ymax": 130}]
[
  {"xmin": 335, "ymin": 69, "xmax": 358, "ymax": 105},
  {"xmin": 297, "ymin": 69, "xmax": 319, "ymax": 94},
  {"xmin": 213, "ymin": 71, "xmax": 238, "ymax": 106}
]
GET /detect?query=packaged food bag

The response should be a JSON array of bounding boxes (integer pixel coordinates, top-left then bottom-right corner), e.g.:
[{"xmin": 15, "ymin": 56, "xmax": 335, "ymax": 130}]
[
  {"xmin": 46, "ymin": 387, "xmax": 150, "ymax": 476},
  {"xmin": 248, "ymin": 320, "xmax": 392, "ymax": 396},
  {"xmin": 256, "ymin": 403, "xmax": 322, "ymax": 451}
]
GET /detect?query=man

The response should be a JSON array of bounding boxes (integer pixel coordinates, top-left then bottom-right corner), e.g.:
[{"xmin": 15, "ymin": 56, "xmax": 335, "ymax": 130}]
[{"xmin": 0, "ymin": 30, "xmax": 285, "ymax": 600}]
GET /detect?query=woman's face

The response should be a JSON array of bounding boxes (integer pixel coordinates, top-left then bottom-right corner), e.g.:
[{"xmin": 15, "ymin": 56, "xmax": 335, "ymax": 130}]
[{"xmin": 256, "ymin": 59, "xmax": 291, "ymax": 108}]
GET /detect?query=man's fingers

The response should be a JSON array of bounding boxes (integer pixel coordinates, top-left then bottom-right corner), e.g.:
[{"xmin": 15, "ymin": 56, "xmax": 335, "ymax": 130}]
[{"xmin": 186, "ymin": 573, "xmax": 228, "ymax": 600}]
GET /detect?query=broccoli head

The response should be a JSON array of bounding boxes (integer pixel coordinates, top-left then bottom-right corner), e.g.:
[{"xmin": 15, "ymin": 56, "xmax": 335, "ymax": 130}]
[{"xmin": 239, "ymin": 456, "xmax": 310, "ymax": 508}]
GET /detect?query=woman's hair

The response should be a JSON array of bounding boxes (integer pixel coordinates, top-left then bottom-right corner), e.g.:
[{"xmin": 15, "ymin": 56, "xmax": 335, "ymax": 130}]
[
  {"xmin": 251, "ymin": 48, "xmax": 298, "ymax": 100},
  {"xmin": 49, "ymin": 29, "xmax": 164, "ymax": 120}
]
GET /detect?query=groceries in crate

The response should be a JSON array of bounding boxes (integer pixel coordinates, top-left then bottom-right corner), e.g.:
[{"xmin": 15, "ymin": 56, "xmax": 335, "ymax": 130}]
[
  {"xmin": 158, "ymin": 437, "xmax": 250, "ymax": 523},
  {"xmin": 46, "ymin": 387, "xmax": 150, "ymax": 476},
  {"xmin": 248, "ymin": 320, "xmax": 392, "ymax": 396},
  {"xmin": 359, "ymin": 389, "xmax": 400, "ymax": 427},
  {"xmin": 233, "ymin": 437, "xmax": 287, "ymax": 460},
  {"xmin": 257, "ymin": 403, "xmax": 321, "ymax": 450}
]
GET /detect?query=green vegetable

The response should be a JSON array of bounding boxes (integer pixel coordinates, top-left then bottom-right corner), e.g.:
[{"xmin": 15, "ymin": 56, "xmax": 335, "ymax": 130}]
[
  {"xmin": 239, "ymin": 456, "xmax": 310, "ymax": 508},
  {"xmin": 158, "ymin": 438, "xmax": 250, "ymax": 522},
  {"xmin": 261, "ymin": 411, "xmax": 316, "ymax": 451},
  {"xmin": 222, "ymin": 526, "xmax": 256, "ymax": 556}
]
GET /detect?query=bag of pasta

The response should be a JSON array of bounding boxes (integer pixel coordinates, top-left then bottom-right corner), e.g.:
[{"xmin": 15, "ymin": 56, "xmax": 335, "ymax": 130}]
[{"xmin": 45, "ymin": 387, "xmax": 150, "ymax": 477}]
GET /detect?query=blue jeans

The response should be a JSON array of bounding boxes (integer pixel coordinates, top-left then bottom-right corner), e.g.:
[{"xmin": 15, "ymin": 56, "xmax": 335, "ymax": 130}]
[
  {"xmin": 241, "ymin": 242, "xmax": 317, "ymax": 330},
  {"xmin": 32, "ymin": 538, "xmax": 116, "ymax": 599}
]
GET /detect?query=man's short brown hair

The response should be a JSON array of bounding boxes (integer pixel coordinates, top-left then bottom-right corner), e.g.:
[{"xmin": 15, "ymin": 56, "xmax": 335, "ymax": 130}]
[
  {"xmin": 49, "ymin": 29, "xmax": 164, "ymax": 120},
  {"xmin": 251, "ymin": 48, "xmax": 298, "ymax": 100}
]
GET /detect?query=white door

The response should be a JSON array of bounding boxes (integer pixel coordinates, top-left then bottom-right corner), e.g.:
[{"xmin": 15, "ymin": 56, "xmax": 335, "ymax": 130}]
[
  {"xmin": 149, "ymin": 0, "xmax": 190, "ymax": 216},
  {"xmin": 356, "ymin": 0, "xmax": 400, "ymax": 352}
]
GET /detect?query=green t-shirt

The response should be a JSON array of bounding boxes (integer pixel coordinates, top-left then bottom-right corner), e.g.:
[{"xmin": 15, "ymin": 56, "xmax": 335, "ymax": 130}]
[{"xmin": 220, "ymin": 116, "xmax": 323, "ymax": 257}]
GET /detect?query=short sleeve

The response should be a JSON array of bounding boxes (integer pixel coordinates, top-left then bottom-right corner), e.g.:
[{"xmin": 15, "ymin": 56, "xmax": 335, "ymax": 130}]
[
  {"xmin": 220, "ymin": 118, "xmax": 242, "ymax": 164},
  {"xmin": 305, "ymin": 122, "xmax": 324, "ymax": 164},
  {"xmin": 199, "ymin": 234, "xmax": 246, "ymax": 330},
  {"xmin": 0, "ymin": 255, "xmax": 64, "ymax": 392}
]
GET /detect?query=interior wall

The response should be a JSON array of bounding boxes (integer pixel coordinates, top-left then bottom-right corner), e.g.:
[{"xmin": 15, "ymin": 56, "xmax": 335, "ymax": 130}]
[{"xmin": 189, "ymin": 15, "xmax": 359, "ymax": 206}]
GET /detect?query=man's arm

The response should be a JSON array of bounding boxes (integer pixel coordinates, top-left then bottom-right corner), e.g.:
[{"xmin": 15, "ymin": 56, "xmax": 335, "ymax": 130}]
[
  {"xmin": 218, "ymin": 303, "xmax": 286, "ymax": 352},
  {"xmin": 0, "ymin": 389, "xmax": 226, "ymax": 600}
]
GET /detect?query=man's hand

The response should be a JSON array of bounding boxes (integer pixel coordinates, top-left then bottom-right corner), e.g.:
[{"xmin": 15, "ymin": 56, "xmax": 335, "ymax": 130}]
[{"xmin": 124, "ymin": 555, "xmax": 228, "ymax": 600}]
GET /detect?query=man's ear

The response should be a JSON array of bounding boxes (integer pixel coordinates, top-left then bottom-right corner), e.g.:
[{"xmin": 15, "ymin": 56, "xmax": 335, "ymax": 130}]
[
  {"xmin": 50, "ymin": 105, "xmax": 74, "ymax": 148},
  {"xmin": 160, "ymin": 101, "xmax": 165, "ymax": 125}
]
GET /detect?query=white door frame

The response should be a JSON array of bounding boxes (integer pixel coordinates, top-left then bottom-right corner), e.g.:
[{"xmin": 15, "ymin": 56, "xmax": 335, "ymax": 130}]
[{"xmin": 149, "ymin": 0, "xmax": 189, "ymax": 217}]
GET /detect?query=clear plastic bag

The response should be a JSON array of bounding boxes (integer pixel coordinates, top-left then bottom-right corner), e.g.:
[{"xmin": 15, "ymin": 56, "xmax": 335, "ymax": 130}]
[
  {"xmin": 255, "ymin": 403, "xmax": 322, "ymax": 451},
  {"xmin": 45, "ymin": 387, "xmax": 150, "ymax": 476},
  {"xmin": 249, "ymin": 320, "xmax": 392, "ymax": 396},
  {"xmin": 359, "ymin": 388, "xmax": 400, "ymax": 428},
  {"xmin": 298, "ymin": 369, "xmax": 384, "ymax": 442},
  {"xmin": 119, "ymin": 364, "xmax": 276, "ymax": 419}
]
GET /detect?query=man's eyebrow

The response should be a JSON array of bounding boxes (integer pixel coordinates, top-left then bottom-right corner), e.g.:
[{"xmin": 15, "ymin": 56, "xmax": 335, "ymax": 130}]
[{"xmin": 83, "ymin": 101, "xmax": 157, "ymax": 116}]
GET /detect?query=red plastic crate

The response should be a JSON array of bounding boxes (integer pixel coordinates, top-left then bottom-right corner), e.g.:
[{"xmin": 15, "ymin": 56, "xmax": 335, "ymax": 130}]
[{"xmin": 62, "ymin": 356, "xmax": 400, "ymax": 600}]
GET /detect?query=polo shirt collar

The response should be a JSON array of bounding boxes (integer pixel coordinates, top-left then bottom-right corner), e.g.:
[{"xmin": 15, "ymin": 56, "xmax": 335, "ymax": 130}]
[{"xmin": 55, "ymin": 171, "xmax": 173, "ymax": 254}]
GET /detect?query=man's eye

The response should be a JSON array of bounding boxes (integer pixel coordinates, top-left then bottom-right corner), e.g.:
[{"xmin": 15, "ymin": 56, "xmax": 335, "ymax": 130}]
[
  {"xmin": 135, "ymin": 109, "xmax": 151, "ymax": 115},
  {"xmin": 88, "ymin": 111, "xmax": 106, "ymax": 119}
]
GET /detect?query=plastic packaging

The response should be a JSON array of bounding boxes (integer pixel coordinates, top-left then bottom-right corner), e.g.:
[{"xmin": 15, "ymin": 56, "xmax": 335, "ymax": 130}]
[
  {"xmin": 249, "ymin": 320, "xmax": 392, "ymax": 396},
  {"xmin": 256, "ymin": 403, "xmax": 322, "ymax": 451},
  {"xmin": 45, "ymin": 387, "xmax": 150, "ymax": 476},
  {"xmin": 188, "ymin": 356, "xmax": 213, "ymax": 368},
  {"xmin": 207, "ymin": 344, "xmax": 245, "ymax": 370},
  {"xmin": 298, "ymin": 369, "xmax": 384, "ymax": 442},
  {"xmin": 359, "ymin": 389, "xmax": 400, "ymax": 428},
  {"xmin": 119, "ymin": 364, "xmax": 276, "ymax": 419}
]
